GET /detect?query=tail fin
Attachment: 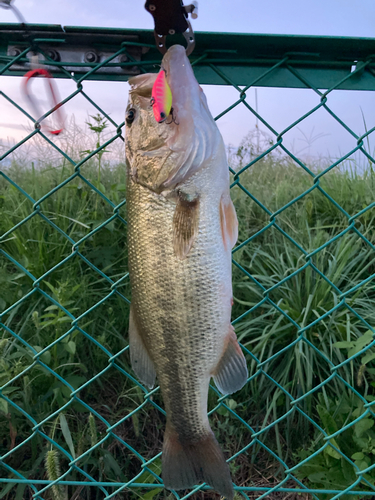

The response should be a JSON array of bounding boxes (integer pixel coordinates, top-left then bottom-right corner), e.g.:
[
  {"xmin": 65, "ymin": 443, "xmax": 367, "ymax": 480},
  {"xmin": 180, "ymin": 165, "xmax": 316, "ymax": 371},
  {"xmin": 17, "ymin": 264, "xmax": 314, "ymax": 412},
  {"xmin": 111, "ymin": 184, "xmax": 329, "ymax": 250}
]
[{"xmin": 162, "ymin": 423, "xmax": 234, "ymax": 500}]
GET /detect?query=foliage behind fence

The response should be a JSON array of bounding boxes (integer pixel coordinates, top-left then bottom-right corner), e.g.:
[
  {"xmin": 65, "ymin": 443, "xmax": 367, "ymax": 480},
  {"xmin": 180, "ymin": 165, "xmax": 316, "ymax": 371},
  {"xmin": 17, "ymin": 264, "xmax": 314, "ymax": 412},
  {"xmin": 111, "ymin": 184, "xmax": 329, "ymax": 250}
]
[{"xmin": 1, "ymin": 24, "xmax": 375, "ymax": 500}]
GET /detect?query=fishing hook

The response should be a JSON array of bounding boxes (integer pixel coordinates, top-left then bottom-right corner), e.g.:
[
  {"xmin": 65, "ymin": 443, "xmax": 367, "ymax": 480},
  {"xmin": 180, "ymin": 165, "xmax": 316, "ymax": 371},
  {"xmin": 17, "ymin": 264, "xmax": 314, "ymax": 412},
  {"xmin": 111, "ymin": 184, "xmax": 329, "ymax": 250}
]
[{"xmin": 166, "ymin": 107, "xmax": 179, "ymax": 125}]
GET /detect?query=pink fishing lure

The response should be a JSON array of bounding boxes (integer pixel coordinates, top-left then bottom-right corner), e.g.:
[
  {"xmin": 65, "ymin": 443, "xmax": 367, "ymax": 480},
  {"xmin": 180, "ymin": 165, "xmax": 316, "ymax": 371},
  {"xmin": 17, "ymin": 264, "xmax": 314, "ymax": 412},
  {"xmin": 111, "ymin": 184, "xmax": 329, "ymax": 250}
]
[{"xmin": 151, "ymin": 68, "xmax": 172, "ymax": 123}]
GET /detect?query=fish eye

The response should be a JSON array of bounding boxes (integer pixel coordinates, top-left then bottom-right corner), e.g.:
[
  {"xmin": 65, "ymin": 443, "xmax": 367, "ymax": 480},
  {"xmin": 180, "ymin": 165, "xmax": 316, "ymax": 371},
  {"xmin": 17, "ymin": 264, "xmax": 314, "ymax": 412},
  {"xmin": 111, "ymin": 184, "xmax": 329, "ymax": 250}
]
[{"xmin": 126, "ymin": 108, "xmax": 136, "ymax": 125}]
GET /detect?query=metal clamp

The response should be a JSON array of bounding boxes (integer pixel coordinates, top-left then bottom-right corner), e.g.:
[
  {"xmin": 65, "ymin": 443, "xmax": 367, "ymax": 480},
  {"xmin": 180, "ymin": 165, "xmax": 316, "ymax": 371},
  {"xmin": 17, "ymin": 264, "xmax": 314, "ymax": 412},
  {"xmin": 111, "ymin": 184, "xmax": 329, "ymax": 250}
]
[{"xmin": 145, "ymin": 0, "xmax": 198, "ymax": 56}]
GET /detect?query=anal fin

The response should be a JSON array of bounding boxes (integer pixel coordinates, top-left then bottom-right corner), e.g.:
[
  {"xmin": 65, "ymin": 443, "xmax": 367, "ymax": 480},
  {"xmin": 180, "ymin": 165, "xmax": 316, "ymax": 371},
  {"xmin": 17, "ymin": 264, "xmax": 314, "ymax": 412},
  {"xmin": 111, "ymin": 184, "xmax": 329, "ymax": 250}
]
[
  {"xmin": 213, "ymin": 325, "xmax": 248, "ymax": 395},
  {"xmin": 129, "ymin": 306, "xmax": 156, "ymax": 389},
  {"xmin": 173, "ymin": 191, "xmax": 199, "ymax": 259}
]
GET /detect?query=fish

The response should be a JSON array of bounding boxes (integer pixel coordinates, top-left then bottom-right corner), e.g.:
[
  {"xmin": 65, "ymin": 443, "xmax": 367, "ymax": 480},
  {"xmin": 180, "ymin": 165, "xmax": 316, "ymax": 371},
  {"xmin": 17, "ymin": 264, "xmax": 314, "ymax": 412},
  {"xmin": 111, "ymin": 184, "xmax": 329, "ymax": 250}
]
[
  {"xmin": 151, "ymin": 68, "xmax": 173, "ymax": 123},
  {"xmin": 125, "ymin": 44, "xmax": 248, "ymax": 500}
]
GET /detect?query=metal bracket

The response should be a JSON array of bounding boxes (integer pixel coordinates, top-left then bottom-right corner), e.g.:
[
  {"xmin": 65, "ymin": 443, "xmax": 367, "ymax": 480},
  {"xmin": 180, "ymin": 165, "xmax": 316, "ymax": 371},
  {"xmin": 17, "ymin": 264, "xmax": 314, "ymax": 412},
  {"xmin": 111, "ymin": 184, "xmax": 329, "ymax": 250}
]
[{"xmin": 7, "ymin": 43, "xmax": 147, "ymax": 76}]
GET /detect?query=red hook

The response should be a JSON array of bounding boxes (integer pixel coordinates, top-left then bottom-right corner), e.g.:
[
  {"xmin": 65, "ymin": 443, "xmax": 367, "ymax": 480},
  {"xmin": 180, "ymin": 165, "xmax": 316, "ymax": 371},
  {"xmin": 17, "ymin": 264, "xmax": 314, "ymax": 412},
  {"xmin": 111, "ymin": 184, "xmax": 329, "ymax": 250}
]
[{"xmin": 23, "ymin": 68, "xmax": 64, "ymax": 135}]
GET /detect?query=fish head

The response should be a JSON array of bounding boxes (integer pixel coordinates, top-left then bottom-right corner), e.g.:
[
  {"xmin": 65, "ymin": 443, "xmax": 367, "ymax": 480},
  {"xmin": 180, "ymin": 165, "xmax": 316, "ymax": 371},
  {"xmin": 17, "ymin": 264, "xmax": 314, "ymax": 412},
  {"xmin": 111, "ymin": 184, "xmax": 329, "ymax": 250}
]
[
  {"xmin": 125, "ymin": 71, "xmax": 175, "ymax": 192},
  {"xmin": 125, "ymin": 45, "xmax": 224, "ymax": 194}
]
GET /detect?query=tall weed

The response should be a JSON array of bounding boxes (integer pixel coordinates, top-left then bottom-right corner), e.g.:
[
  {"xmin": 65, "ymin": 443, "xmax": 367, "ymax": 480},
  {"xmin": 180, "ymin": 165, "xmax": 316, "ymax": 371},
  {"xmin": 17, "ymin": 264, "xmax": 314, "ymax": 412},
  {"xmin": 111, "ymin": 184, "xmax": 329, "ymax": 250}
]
[{"xmin": 1, "ymin": 126, "xmax": 375, "ymax": 495}]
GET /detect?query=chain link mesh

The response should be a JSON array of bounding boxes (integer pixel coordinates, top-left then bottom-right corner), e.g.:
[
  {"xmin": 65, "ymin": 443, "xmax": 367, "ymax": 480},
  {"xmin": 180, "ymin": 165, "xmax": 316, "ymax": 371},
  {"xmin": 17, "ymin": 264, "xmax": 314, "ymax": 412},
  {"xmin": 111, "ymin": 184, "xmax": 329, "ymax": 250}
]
[{"xmin": 1, "ymin": 26, "xmax": 375, "ymax": 500}]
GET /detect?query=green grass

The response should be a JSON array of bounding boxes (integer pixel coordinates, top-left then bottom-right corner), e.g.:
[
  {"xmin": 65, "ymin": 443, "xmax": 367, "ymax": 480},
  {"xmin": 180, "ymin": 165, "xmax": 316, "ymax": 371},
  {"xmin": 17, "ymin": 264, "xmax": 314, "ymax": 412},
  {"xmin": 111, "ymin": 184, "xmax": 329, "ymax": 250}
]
[
  {"xmin": 231, "ymin": 155, "xmax": 375, "ymax": 444},
  {"xmin": 1, "ymin": 136, "xmax": 375, "ymax": 499}
]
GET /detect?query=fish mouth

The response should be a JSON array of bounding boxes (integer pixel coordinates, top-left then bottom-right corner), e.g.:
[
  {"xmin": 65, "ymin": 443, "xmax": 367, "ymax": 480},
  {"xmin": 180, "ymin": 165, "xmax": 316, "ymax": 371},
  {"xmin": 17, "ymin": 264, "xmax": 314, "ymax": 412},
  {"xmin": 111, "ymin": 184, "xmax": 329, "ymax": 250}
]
[
  {"xmin": 162, "ymin": 44, "xmax": 189, "ymax": 72},
  {"xmin": 128, "ymin": 46, "xmax": 200, "ymax": 120},
  {"xmin": 162, "ymin": 45, "xmax": 201, "ymax": 116},
  {"xmin": 128, "ymin": 73, "xmax": 157, "ymax": 101}
]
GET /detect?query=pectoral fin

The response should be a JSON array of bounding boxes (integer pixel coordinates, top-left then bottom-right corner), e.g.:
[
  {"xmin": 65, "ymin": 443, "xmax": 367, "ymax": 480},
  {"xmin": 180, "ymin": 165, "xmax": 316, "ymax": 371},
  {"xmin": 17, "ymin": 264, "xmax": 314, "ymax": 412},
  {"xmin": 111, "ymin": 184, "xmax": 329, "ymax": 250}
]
[
  {"xmin": 213, "ymin": 325, "xmax": 248, "ymax": 395},
  {"xmin": 220, "ymin": 194, "xmax": 238, "ymax": 251},
  {"xmin": 173, "ymin": 191, "xmax": 199, "ymax": 259},
  {"xmin": 129, "ymin": 306, "xmax": 156, "ymax": 389}
]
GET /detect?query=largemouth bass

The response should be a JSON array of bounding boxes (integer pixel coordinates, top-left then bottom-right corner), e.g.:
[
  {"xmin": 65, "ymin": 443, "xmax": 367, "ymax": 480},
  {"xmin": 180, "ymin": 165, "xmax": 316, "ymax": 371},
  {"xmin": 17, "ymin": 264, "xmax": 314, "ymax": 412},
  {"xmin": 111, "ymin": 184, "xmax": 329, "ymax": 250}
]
[{"xmin": 125, "ymin": 45, "xmax": 248, "ymax": 499}]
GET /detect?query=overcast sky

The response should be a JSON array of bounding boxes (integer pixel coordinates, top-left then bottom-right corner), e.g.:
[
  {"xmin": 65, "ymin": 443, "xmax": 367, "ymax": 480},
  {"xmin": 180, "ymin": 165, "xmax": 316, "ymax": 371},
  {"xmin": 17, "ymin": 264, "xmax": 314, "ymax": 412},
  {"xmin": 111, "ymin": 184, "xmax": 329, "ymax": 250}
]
[
  {"xmin": 1, "ymin": 0, "xmax": 375, "ymax": 164},
  {"xmin": 1, "ymin": 0, "xmax": 375, "ymax": 37}
]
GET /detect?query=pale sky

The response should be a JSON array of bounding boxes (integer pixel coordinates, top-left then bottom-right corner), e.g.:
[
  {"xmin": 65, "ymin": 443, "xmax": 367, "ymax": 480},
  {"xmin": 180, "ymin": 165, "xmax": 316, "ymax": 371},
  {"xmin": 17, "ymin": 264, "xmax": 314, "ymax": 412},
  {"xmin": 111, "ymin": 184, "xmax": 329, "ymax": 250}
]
[
  {"xmin": 2, "ymin": 0, "xmax": 375, "ymax": 37},
  {"xmin": 1, "ymin": 0, "xmax": 375, "ymax": 164}
]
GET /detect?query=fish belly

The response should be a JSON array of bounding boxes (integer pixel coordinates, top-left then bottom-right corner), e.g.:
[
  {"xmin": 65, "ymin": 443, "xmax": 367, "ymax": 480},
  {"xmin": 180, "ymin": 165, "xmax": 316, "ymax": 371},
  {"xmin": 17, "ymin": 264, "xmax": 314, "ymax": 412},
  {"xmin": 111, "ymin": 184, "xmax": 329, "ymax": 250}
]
[{"xmin": 127, "ymin": 168, "xmax": 231, "ymax": 439}]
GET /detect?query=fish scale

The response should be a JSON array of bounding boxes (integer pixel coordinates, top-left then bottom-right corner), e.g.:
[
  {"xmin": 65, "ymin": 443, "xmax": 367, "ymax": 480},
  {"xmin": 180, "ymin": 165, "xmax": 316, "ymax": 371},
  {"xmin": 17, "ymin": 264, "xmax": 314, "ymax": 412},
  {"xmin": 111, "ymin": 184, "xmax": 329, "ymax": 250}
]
[{"xmin": 128, "ymin": 168, "xmax": 228, "ymax": 438}]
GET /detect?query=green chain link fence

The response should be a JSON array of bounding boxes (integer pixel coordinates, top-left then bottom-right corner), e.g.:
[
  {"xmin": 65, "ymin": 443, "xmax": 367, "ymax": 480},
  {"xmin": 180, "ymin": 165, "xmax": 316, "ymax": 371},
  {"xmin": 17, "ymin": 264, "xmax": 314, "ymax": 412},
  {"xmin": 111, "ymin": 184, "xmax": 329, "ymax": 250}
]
[{"xmin": 1, "ymin": 24, "xmax": 375, "ymax": 499}]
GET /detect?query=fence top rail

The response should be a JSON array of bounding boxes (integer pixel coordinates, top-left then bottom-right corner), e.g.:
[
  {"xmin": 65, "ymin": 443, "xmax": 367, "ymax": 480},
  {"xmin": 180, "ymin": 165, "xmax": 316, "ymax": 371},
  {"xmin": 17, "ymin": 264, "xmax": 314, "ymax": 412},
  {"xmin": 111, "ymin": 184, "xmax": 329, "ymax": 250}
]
[{"xmin": 1, "ymin": 23, "xmax": 375, "ymax": 89}]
